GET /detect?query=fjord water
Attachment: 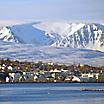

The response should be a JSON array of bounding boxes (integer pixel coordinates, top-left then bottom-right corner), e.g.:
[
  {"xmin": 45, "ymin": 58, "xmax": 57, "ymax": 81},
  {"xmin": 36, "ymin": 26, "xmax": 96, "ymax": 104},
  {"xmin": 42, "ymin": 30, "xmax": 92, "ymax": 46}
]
[{"xmin": 0, "ymin": 83, "xmax": 104, "ymax": 104}]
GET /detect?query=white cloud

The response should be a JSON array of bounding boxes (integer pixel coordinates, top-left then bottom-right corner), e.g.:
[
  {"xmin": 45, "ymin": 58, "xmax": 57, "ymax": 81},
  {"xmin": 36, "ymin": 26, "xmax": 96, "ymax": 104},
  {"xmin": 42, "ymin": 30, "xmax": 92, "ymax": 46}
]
[{"xmin": 0, "ymin": 19, "xmax": 35, "ymax": 26}]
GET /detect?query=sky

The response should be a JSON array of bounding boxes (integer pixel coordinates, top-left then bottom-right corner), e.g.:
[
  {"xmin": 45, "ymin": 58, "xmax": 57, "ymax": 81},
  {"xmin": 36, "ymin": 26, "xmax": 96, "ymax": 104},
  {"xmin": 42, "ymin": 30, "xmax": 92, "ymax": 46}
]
[{"xmin": 0, "ymin": 0, "xmax": 104, "ymax": 24}]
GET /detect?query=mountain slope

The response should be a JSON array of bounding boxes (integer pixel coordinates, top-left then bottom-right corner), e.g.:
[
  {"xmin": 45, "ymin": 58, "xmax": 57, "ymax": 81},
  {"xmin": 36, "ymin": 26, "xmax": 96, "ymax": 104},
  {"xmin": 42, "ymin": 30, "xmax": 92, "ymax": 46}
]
[
  {"xmin": 0, "ymin": 41, "xmax": 104, "ymax": 66},
  {"xmin": 51, "ymin": 23, "xmax": 104, "ymax": 51},
  {"xmin": 0, "ymin": 26, "xmax": 19, "ymax": 43},
  {"xmin": 0, "ymin": 23, "xmax": 55, "ymax": 45},
  {"xmin": 0, "ymin": 22, "xmax": 104, "ymax": 51},
  {"xmin": 0, "ymin": 22, "xmax": 104, "ymax": 66}
]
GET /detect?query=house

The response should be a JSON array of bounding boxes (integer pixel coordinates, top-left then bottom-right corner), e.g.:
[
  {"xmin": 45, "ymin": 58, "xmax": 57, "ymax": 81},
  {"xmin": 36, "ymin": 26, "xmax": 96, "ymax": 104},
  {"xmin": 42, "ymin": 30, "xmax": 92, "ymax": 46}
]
[
  {"xmin": 47, "ymin": 62, "xmax": 54, "ymax": 65},
  {"xmin": 8, "ymin": 66, "xmax": 13, "ymax": 71},
  {"xmin": 6, "ymin": 77, "xmax": 9, "ymax": 82},
  {"xmin": 8, "ymin": 66, "xmax": 17, "ymax": 72},
  {"xmin": 22, "ymin": 72, "xmax": 34, "ymax": 82},
  {"xmin": 71, "ymin": 75, "xmax": 81, "ymax": 82},
  {"xmin": 9, "ymin": 71, "xmax": 22, "ymax": 82},
  {"xmin": 44, "ymin": 71, "xmax": 54, "ymax": 82},
  {"xmin": 65, "ymin": 76, "xmax": 73, "ymax": 82},
  {"xmin": 61, "ymin": 68, "xmax": 68, "ymax": 72},
  {"xmin": 81, "ymin": 73, "xmax": 99, "ymax": 80},
  {"xmin": 34, "ymin": 74, "xmax": 38, "ymax": 81},
  {"xmin": 1, "ymin": 64, "xmax": 6, "ymax": 70},
  {"xmin": 49, "ymin": 69, "xmax": 61, "ymax": 81},
  {"xmin": 81, "ymin": 73, "xmax": 99, "ymax": 82},
  {"xmin": 0, "ymin": 72, "xmax": 7, "ymax": 82},
  {"xmin": 50, "ymin": 68, "xmax": 61, "ymax": 73},
  {"xmin": 37, "ymin": 74, "xmax": 46, "ymax": 82}
]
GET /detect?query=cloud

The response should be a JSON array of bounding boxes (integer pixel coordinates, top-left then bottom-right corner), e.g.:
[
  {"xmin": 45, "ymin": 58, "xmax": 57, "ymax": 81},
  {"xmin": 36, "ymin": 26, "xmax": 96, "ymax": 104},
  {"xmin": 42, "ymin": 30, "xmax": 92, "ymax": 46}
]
[{"xmin": 0, "ymin": 19, "xmax": 35, "ymax": 26}]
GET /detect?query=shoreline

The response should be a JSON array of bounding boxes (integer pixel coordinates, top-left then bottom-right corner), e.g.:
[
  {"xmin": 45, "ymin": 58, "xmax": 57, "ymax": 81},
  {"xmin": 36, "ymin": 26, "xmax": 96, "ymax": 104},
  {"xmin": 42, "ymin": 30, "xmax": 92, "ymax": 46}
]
[{"xmin": 0, "ymin": 82, "xmax": 104, "ymax": 84}]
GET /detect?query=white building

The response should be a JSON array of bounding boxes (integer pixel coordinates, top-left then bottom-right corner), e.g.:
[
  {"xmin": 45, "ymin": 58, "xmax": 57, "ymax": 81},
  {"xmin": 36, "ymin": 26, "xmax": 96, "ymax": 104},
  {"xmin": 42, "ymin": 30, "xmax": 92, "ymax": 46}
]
[
  {"xmin": 81, "ymin": 73, "xmax": 99, "ymax": 80},
  {"xmin": 72, "ymin": 76, "xmax": 81, "ymax": 82}
]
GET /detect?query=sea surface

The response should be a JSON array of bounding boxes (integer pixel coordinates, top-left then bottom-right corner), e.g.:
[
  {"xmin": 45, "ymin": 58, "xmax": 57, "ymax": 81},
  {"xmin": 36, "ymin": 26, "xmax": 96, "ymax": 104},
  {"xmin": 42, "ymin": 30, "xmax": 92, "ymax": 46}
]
[{"xmin": 0, "ymin": 83, "xmax": 104, "ymax": 104}]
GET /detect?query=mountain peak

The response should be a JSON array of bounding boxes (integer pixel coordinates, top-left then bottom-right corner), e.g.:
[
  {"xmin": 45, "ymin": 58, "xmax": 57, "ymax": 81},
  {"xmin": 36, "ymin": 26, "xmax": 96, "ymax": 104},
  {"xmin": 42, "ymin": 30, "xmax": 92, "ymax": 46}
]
[
  {"xmin": 0, "ymin": 22, "xmax": 104, "ymax": 51},
  {"xmin": 0, "ymin": 26, "xmax": 19, "ymax": 43},
  {"xmin": 52, "ymin": 23, "xmax": 104, "ymax": 51}
]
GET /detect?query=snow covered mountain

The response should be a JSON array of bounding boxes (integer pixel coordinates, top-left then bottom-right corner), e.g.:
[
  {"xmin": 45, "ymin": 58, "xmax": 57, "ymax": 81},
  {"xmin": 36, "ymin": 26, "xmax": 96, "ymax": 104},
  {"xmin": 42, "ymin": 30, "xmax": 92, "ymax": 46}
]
[
  {"xmin": 0, "ymin": 22, "xmax": 104, "ymax": 65},
  {"xmin": 0, "ymin": 26, "xmax": 19, "ymax": 43},
  {"xmin": 0, "ymin": 41, "xmax": 104, "ymax": 66},
  {"xmin": 34, "ymin": 22, "xmax": 104, "ymax": 51},
  {"xmin": 53, "ymin": 24, "xmax": 104, "ymax": 51},
  {"xmin": 0, "ymin": 23, "xmax": 55, "ymax": 45},
  {"xmin": 0, "ymin": 22, "xmax": 104, "ymax": 52}
]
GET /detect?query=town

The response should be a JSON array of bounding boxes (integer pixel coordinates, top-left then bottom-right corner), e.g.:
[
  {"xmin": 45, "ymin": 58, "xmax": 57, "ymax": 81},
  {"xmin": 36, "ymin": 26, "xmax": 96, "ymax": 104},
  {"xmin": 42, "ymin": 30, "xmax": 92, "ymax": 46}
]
[{"xmin": 0, "ymin": 58, "xmax": 104, "ymax": 83}]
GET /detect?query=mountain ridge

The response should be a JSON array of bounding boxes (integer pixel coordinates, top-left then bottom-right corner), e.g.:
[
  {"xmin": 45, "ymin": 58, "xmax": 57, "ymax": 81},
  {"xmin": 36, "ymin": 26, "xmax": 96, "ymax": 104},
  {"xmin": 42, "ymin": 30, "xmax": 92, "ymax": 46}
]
[
  {"xmin": 0, "ymin": 22, "xmax": 104, "ymax": 51},
  {"xmin": 0, "ymin": 22, "xmax": 104, "ymax": 66},
  {"xmin": 53, "ymin": 23, "xmax": 104, "ymax": 51}
]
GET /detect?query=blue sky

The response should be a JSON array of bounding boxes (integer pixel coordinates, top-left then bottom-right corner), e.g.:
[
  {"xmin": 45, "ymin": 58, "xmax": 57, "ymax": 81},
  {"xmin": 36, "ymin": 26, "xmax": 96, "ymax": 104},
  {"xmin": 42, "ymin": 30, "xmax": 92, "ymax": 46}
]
[{"xmin": 0, "ymin": 0, "xmax": 104, "ymax": 22}]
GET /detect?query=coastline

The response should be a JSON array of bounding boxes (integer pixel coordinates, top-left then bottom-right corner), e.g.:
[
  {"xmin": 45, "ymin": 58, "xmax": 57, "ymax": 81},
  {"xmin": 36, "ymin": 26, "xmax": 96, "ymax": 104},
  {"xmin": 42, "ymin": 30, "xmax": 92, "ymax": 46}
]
[{"xmin": 0, "ymin": 82, "xmax": 104, "ymax": 84}]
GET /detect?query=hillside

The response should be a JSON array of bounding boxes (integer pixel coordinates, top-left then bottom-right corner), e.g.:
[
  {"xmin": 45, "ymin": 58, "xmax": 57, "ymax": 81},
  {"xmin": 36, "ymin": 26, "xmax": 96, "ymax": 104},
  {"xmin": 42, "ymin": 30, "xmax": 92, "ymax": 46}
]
[{"xmin": 0, "ymin": 22, "xmax": 104, "ymax": 66}]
